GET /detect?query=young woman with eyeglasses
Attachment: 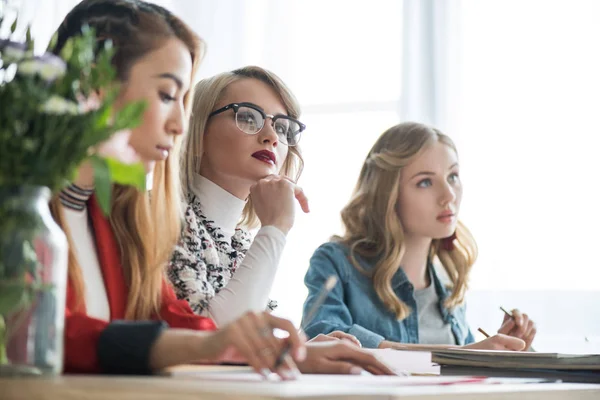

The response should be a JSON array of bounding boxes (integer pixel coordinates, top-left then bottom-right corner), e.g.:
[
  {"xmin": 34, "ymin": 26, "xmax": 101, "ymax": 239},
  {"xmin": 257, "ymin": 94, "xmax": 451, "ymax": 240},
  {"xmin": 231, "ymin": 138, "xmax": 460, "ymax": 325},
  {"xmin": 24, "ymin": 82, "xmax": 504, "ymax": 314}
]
[
  {"xmin": 166, "ymin": 66, "xmax": 399, "ymax": 374},
  {"xmin": 168, "ymin": 65, "xmax": 307, "ymax": 324}
]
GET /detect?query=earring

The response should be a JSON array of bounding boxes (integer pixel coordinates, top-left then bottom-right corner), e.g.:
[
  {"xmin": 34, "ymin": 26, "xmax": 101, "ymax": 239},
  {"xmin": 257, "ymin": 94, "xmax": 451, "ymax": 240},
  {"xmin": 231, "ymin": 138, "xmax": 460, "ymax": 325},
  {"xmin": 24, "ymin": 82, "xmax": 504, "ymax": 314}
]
[{"xmin": 441, "ymin": 231, "xmax": 457, "ymax": 251}]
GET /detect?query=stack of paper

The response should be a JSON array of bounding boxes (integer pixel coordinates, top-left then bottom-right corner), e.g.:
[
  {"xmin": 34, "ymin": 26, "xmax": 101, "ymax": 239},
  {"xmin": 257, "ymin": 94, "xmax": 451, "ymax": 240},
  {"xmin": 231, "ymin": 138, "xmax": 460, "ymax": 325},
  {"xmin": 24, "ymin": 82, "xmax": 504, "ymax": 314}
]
[
  {"xmin": 431, "ymin": 349, "xmax": 600, "ymax": 370},
  {"xmin": 366, "ymin": 349, "xmax": 440, "ymax": 375},
  {"xmin": 164, "ymin": 366, "xmax": 548, "ymax": 386}
]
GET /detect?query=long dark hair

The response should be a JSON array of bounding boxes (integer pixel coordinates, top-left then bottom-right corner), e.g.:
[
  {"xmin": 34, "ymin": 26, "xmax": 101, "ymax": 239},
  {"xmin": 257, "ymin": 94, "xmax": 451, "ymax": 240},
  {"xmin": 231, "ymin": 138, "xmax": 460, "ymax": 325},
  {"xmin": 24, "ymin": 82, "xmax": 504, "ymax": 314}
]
[{"xmin": 49, "ymin": 0, "xmax": 204, "ymax": 319}]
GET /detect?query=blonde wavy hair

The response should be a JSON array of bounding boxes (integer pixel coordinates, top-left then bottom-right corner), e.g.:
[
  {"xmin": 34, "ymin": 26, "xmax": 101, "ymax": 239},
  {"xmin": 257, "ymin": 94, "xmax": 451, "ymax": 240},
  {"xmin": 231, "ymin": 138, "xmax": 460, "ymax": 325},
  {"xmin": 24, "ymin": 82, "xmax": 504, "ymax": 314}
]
[
  {"xmin": 48, "ymin": 0, "xmax": 203, "ymax": 320},
  {"xmin": 181, "ymin": 65, "xmax": 304, "ymax": 229},
  {"xmin": 338, "ymin": 122, "xmax": 478, "ymax": 320}
]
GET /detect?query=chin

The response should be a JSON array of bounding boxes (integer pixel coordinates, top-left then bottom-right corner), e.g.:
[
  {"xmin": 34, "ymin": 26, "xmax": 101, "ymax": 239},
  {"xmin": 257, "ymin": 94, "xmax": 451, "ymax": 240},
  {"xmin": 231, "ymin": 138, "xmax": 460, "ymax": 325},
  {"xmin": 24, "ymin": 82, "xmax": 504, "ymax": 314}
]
[
  {"xmin": 433, "ymin": 228, "xmax": 457, "ymax": 240},
  {"xmin": 248, "ymin": 165, "xmax": 278, "ymax": 179}
]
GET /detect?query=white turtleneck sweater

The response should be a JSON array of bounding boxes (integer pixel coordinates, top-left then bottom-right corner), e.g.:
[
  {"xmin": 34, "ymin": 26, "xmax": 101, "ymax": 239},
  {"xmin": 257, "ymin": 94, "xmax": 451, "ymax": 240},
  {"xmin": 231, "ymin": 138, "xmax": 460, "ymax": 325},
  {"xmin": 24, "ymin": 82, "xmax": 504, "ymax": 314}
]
[
  {"xmin": 62, "ymin": 195, "xmax": 111, "ymax": 321},
  {"xmin": 186, "ymin": 174, "xmax": 287, "ymax": 327}
]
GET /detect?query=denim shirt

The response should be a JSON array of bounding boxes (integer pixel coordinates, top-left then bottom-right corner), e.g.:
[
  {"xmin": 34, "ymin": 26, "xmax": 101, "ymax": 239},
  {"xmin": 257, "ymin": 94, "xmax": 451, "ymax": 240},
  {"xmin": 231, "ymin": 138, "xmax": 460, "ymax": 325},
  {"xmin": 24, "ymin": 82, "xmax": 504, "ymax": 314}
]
[{"xmin": 302, "ymin": 242, "xmax": 475, "ymax": 349}]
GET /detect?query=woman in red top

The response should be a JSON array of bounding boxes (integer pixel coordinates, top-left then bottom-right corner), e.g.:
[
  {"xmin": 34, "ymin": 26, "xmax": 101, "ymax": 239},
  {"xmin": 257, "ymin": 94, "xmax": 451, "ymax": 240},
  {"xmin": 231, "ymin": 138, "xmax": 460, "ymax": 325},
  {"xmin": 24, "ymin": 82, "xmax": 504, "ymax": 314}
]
[
  {"xmin": 49, "ymin": 0, "xmax": 393, "ymax": 379},
  {"xmin": 47, "ymin": 0, "xmax": 305, "ymax": 378}
]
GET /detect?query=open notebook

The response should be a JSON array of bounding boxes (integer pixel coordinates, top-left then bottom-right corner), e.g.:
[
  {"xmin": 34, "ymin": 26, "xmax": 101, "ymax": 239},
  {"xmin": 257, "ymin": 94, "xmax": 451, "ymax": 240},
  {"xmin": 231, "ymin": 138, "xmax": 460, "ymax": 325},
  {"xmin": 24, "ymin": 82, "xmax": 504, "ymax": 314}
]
[
  {"xmin": 364, "ymin": 348, "xmax": 440, "ymax": 375},
  {"xmin": 162, "ymin": 349, "xmax": 440, "ymax": 377},
  {"xmin": 431, "ymin": 349, "xmax": 600, "ymax": 370}
]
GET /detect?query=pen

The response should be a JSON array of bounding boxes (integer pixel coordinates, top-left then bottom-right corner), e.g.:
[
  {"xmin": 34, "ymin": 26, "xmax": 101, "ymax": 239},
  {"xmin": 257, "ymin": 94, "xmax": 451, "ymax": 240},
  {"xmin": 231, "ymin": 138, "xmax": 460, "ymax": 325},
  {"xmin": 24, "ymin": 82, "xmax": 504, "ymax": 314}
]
[
  {"xmin": 273, "ymin": 275, "xmax": 338, "ymax": 369},
  {"xmin": 500, "ymin": 306, "xmax": 536, "ymax": 352}
]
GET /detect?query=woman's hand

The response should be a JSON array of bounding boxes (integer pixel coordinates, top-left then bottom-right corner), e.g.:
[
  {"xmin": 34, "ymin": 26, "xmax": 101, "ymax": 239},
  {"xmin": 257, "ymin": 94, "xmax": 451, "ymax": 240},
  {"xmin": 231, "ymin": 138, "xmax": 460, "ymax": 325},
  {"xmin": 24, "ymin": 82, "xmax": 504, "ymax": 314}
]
[
  {"xmin": 250, "ymin": 175, "xmax": 309, "ymax": 234},
  {"xmin": 296, "ymin": 340, "xmax": 395, "ymax": 375},
  {"xmin": 200, "ymin": 311, "xmax": 307, "ymax": 380},
  {"xmin": 497, "ymin": 308, "xmax": 536, "ymax": 351},
  {"xmin": 309, "ymin": 331, "xmax": 362, "ymax": 348},
  {"xmin": 463, "ymin": 333, "xmax": 525, "ymax": 351}
]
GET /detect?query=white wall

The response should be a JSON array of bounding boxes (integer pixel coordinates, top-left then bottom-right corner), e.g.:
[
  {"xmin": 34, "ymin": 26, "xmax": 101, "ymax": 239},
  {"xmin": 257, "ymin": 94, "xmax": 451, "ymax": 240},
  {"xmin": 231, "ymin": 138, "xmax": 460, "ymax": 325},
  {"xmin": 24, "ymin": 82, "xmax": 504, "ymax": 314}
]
[{"xmin": 16, "ymin": 0, "xmax": 600, "ymax": 350}]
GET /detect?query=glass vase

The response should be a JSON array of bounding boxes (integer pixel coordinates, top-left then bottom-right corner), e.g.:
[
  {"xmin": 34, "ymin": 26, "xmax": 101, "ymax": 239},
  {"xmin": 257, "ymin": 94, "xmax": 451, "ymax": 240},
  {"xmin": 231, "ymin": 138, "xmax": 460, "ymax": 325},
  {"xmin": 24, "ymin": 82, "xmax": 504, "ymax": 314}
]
[{"xmin": 0, "ymin": 185, "xmax": 68, "ymax": 376}]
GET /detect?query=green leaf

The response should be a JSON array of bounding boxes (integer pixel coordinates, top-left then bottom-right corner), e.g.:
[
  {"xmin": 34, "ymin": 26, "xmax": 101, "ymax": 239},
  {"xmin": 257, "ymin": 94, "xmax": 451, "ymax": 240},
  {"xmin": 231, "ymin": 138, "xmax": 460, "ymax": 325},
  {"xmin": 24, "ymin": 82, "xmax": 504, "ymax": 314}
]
[
  {"xmin": 90, "ymin": 156, "xmax": 112, "ymax": 215},
  {"xmin": 59, "ymin": 38, "xmax": 74, "ymax": 62},
  {"xmin": 0, "ymin": 280, "xmax": 28, "ymax": 316},
  {"xmin": 10, "ymin": 19, "xmax": 17, "ymax": 34},
  {"xmin": 25, "ymin": 26, "xmax": 33, "ymax": 51},
  {"xmin": 93, "ymin": 105, "xmax": 113, "ymax": 130},
  {"xmin": 112, "ymin": 100, "xmax": 147, "ymax": 131},
  {"xmin": 47, "ymin": 31, "xmax": 58, "ymax": 53},
  {"xmin": 106, "ymin": 158, "xmax": 146, "ymax": 191}
]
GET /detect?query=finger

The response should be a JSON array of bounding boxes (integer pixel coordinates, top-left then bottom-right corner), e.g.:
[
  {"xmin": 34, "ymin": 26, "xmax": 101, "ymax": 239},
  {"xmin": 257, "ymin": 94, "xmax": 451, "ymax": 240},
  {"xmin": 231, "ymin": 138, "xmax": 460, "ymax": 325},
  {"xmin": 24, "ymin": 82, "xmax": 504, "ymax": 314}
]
[
  {"xmin": 241, "ymin": 313, "xmax": 280, "ymax": 373},
  {"xmin": 329, "ymin": 331, "xmax": 361, "ymax": 348},
  {"xmin": 511, "ymin": 309, "xmax": 524, "ymax": 329},
  {"xmin": 363, "ymin": 363, "xmax": 396, "ymax": 376},
  {"xmin": 261, "ymin": 174, "xmax": 279, "ymax": 182},
  {"xmin": 275, "ymin": 352, "xmax": 300, "ymax": 381},
  {"xmin": 345, "ymin": 336, "xmax": 363, "ymax": 348},
  {"xmin": 347, "ymin": 353, "xmax": 395, "ymax": 376},
  {"xmin": 331, "ymin": 343, "xmax": 395, "ymax": 375},
  {"xmin": 251, "ymin": 313, "xmax": 297, "ymax": 380},
  {"xmin": 298, "ymin": 329, "xmax": 308, "ymax": 343},
  {"xmin": 293, "ymin": 185, "xmax": 310, "ymax": 213},
  {"xmin": 494, "ymin": 334, "xmax": 526, "ymax": 351},
  {"xmin": 506, "ymin": 326, "xmax": 525, "ymax": 340},
  {"xmin": 317, "ymin": 359, "xmax": 364, "ymax": 375},
  {"xmin": 249, "ymin": 183, "xmax": 258, "ymax": 195},
  {"xmin": 309, "ymin": 333, "xmax": 337, "ymax": 343},
  {"xmin": 523, "ymin": 319, "xmax": 534, "ymax": 339},
  {"xmin": 523, "ymin": 322, "xmax": 537, "ymax": 351},
  {"xmin": 519, "ymin": 313, "xmax": 530, "ymax": 336},
  {"xmin": 266, "ymin": 314, "xmax": 306, "ymax": 362},
  {"xmin": 497, "ymin": 318, "xmax": 516, "ymax": 335},
  {"xmin": 278, "ymin": 176, "xmax": 310, "ymax": 213},
  {"xmin": 245, "ymin": 313, "xmax": 296, "ymax": 381},
  {"xmin": 250, "ymin": 176, "xmax": 276, "ymax": 192},
  {"xmin": 225, "ymin": 325, "xmax": 269, "ymax": 377}
]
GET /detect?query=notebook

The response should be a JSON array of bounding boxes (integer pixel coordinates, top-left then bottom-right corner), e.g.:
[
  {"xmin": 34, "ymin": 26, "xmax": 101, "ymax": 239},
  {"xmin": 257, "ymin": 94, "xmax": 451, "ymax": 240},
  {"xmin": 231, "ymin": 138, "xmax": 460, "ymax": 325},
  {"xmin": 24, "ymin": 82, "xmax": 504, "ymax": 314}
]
[
  {"xmin": 431, "ymin": 349, "xmax": 600, "ymax": 370},
  {"xmin": 365, "ymin": 348, "xmax": 440, "ymax": 375}
]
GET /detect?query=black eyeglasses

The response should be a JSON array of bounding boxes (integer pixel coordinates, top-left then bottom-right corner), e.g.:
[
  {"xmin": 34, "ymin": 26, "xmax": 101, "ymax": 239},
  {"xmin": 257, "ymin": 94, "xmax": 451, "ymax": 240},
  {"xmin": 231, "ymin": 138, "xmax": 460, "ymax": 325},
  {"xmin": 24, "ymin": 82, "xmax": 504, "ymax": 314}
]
[{"xmin": 209, "ymin": 102, "xmax": 305, "ymax": 147}]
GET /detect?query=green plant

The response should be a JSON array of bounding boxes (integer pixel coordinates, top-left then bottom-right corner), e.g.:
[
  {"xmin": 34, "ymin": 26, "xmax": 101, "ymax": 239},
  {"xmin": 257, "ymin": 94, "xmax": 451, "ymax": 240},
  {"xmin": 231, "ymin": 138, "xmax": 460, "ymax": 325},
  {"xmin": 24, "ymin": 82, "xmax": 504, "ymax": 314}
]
[{"xmin": 0, "ymin": 11, "xmax": 148, "ymax": 368}]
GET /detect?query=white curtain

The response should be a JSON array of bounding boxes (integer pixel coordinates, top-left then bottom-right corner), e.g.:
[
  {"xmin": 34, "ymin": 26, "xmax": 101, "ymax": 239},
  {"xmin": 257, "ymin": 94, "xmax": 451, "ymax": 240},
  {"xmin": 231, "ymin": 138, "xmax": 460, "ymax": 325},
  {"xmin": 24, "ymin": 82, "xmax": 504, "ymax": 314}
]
[{"xmin": 401, "ymin": 0, "xmax": 462, "ymax": 135}]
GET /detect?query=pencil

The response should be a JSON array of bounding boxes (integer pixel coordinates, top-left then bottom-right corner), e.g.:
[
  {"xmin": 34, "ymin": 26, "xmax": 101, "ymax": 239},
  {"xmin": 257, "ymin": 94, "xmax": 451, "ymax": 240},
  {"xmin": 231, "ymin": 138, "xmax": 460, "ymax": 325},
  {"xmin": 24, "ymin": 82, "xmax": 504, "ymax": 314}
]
[
  {"xmin": 273, "ymin": 276, "xmax": 339, "ymax": 369},
  {"xmin": 500, "ymin": 306, "xmax": 536, "ymax": 352},
  {"xmin": 477, "ymin": 327, "xmax": 491, "ymax": 338}
]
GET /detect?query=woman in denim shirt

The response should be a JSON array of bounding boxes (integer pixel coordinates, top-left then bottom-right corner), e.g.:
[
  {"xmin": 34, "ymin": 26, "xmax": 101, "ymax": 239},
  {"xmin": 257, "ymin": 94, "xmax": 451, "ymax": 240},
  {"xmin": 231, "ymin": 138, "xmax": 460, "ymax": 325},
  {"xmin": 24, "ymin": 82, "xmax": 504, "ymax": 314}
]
[{"xmin": 303, "ymin": 122, "xmax": 537, "ymax": 351}]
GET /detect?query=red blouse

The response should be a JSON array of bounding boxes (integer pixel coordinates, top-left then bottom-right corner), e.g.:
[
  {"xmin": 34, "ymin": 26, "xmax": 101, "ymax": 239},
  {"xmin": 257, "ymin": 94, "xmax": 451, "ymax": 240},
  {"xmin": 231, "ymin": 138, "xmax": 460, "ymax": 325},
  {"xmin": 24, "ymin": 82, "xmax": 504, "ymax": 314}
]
[{"xmin": 64, "ymin": 195, "xmax": 216, "ymax": 373}]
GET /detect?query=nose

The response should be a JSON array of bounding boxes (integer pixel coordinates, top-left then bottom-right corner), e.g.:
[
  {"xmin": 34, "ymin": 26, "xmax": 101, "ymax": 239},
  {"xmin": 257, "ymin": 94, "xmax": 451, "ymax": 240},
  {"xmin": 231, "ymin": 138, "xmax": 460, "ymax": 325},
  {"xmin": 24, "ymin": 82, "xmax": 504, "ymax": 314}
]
[
  {"xmin": 439, "ymin": 182, "xmax": 456, "ymax": 206},
  {"xmin": 167, "ymin": 104, "xmax": 185, "ymax": 136},
  {"xmin": 257, "ymin": 117, "xmax": 279, "ymax": 146}
]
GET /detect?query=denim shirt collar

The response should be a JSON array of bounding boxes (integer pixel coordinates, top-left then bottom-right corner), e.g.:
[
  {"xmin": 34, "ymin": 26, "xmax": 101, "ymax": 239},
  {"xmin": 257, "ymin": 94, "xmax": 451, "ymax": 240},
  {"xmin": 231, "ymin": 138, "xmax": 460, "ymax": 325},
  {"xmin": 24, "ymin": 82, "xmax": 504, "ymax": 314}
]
[{"xmin": 391, "ymin": 262, "xmax": 455, "ymax": 323}]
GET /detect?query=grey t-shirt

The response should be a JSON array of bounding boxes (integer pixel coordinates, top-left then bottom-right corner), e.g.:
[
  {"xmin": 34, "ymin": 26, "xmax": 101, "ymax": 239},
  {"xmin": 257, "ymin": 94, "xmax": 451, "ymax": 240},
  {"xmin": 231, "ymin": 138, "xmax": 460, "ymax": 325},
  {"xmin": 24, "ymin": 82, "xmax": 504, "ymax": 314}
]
[{"xmin": 413, "ymin": 270, "xmax": 456, "ymax": 345}]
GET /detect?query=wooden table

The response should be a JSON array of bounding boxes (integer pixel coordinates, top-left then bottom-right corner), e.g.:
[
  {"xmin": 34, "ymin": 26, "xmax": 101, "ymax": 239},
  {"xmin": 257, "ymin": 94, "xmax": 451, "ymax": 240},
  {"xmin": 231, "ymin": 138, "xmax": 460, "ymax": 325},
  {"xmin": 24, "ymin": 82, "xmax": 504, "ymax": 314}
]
[{"xmin": 2, "ymin": 375, "xmax": 600, "ymax": 400}]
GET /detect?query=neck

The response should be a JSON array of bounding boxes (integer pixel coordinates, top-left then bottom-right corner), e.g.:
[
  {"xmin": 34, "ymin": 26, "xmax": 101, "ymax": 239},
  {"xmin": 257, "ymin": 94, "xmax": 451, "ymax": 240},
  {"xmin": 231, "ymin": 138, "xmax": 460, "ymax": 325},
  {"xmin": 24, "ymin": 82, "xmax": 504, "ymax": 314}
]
[
  {"xmin": 190, "ymin": 174, "xmax": 247, "ymax": 240},
  {"xmin": 400, "ymin": 234, "xmax": 432, "ymax": 290},
  {"xmin": 73, "ymin": 161, "xmax": 95, "ymax": 189}
]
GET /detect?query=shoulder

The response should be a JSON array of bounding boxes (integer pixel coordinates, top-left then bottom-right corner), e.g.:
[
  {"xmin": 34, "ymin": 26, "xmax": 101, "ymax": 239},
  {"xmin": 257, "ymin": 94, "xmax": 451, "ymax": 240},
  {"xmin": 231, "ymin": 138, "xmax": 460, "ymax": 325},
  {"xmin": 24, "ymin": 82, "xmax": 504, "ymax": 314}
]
[
  {"xmin": 308, "ymin": 241, "xmax": 355, "ymax": 280},
  {"xmin": 181, "ymin": 195, "xmax": 207, "ymax": 235},
  {"xmin": 312, "ymin": 241, "xmax": 350, "ymax": 260}
]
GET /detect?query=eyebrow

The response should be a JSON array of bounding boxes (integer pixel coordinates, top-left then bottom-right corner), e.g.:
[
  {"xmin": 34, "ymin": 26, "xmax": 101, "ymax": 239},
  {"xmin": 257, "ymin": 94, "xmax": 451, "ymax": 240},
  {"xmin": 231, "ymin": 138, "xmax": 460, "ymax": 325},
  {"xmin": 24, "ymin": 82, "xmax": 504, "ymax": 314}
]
[
  {"xmin": 410, "ymin": 163, "xmax": 459, "ymax": 180},
  {"xmin": 154, "ymin": 73, "xmax": 184, "ymax": 89},
  {"xmin": 240, "ymin": 102, "xmax": 288, "ymax": 117}
]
